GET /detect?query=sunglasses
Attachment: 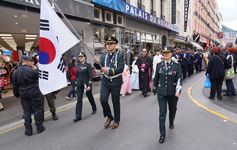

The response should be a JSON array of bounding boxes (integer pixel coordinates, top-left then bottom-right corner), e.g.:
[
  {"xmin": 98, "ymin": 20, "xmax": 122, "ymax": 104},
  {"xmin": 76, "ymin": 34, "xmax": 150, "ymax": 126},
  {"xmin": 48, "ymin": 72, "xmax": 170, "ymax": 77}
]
[{"xmin": 142, "ymin": 51, "xmax": 147, "ymax": 52}]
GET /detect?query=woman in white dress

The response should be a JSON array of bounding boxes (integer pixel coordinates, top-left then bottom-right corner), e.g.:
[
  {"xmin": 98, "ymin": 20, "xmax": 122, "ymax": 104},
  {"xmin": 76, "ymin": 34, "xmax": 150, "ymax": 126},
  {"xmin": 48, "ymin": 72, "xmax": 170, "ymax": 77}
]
[{"xmin": 130, "ymin": 55, "xmax": 139, "ymax": 90}]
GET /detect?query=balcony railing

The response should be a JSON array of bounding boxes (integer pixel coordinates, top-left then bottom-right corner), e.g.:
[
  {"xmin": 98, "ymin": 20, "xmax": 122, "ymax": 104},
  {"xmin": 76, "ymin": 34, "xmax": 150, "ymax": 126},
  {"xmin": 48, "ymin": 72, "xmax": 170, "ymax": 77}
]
[
  {"xmin": 137, "ymin": 3, "xmax": 145, "ymax": 11},
  {"xmin": 150, "ymin": 9, "xmax": 156, "ymax": 16},
  {"xmin": 161, "ymin": 15, "xmax": 165, "ymax": 21}
]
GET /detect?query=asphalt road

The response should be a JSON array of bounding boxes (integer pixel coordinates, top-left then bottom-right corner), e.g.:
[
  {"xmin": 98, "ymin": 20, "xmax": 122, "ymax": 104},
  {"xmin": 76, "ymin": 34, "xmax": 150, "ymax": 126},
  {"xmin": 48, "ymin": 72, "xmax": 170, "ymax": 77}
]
[{"xmin": 0, "ymin": 72, "xmax": 237, "ymax": 150}]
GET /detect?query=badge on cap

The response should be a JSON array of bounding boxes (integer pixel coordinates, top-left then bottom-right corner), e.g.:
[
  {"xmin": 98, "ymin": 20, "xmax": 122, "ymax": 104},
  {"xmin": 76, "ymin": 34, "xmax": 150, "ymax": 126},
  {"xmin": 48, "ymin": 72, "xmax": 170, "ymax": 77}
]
[
  {"xmin": 108, "ymin": 37, "xmax": 111, "ymax": 40},
  {"xmin": 164, "ymin": 47, "xmax": 167, "ymax": 51}
]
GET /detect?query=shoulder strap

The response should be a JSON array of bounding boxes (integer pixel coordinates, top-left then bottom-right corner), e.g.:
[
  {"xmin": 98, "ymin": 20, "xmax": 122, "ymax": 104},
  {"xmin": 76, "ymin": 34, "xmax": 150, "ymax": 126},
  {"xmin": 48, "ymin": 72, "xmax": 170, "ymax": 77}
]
[
  {"xmin": 231, "ymin": 55, "xmax": 234, "ymax": 67},
  {"xmin": 216, "ymin": 55, "xmax": 224, "ymax": 65}
]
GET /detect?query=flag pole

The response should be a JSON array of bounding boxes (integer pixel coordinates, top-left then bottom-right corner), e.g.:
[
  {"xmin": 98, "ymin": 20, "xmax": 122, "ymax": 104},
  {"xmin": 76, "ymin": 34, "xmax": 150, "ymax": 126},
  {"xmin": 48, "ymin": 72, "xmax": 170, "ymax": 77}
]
[{"xmin": 50, "ymin": 0, "xmax": 102, "ymax": 68}]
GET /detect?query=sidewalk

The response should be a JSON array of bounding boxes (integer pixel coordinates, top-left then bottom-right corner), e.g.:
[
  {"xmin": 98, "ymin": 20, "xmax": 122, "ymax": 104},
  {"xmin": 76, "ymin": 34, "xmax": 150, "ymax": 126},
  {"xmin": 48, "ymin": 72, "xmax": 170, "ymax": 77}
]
[{"xmin": 203, "ymin": 77, "xmax": 237, "ymax": 114}]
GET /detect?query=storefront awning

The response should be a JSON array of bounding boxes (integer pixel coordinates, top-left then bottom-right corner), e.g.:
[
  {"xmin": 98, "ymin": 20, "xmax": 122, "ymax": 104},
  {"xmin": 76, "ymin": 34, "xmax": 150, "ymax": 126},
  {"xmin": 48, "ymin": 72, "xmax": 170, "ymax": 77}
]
[
  {"xmin": 189, "ymin": 41, "xmax": 203, "ymax": 50},
  {"xmin": 174, "ymin": 38, "xmax": 186, "ymax": 44}
]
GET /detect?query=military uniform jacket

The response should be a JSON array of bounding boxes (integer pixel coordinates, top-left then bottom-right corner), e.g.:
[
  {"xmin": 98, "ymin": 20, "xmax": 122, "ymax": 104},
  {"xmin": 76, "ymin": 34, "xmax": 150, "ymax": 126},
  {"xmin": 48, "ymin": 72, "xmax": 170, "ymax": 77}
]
[
  {"xmin": 153, "ymin": 60, "xmax": 183, "ymax": 96},
  {"xmin": 180, "ymin": 52, "xmax": 187, "ymax": 65},
  {"xmin": 187, "ymin": 53, "xmax": 195, "ymax": 64},
  {"xmin": 94, "ymin": 51, "xmax": 124, "ymax": 87},
  {"xmin": 76, "ymin": 62, "xmax": 93, "ymax": 87}
]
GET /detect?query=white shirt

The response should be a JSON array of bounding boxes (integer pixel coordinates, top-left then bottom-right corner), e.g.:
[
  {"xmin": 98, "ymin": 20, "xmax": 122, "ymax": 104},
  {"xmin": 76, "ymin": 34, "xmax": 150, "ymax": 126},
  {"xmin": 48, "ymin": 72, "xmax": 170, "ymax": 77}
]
[
  {"xmin": 153, "ymin": 54, "xmax": 162, "ymax": 71},
  {"xmin": 152, "ymin": 54, "xmax": 162, "ymax": 78},
  {"xmin": 132, "ymin": 60, "xmax": 139, "ymax": 73}
]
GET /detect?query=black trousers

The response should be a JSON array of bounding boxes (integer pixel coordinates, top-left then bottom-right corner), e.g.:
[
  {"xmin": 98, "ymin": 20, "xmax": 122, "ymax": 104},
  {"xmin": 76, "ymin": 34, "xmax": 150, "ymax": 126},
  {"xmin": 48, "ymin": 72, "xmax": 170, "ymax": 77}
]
[
  {"xmin": 210, "ymin": 79, "xmax": 223, "ymax": 99},
  {"xmin": 195, "ymin": 63, "xmax": 199, "ymax": 73},
  {"xmin": 187, "ymin": 64, "xmax": 193, "ymax": 77},
  {"xmin": 198, "ymin": 62, "xmax": 202, "ymax": 71},
  {"xmin": 21, "ymin": 94, "xmax": 44, "ymax": 133},
  {"xmin": 182, "ymin": 64, "xmax": 187, "ymax": 79},
  {"xmin": 100, "ymin": 84, "xmax": 121, "ymax": 123},
  {"xmin": 76, "ymin": 86, "xmax": 97, "ymax": 119}
]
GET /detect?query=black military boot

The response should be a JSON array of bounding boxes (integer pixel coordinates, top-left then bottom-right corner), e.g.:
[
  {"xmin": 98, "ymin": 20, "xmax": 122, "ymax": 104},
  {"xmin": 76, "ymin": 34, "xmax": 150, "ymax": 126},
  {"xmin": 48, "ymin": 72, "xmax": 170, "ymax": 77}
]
[{"xmin": 52, "ymin": 112, "xmax": 58, "ymax": 120}]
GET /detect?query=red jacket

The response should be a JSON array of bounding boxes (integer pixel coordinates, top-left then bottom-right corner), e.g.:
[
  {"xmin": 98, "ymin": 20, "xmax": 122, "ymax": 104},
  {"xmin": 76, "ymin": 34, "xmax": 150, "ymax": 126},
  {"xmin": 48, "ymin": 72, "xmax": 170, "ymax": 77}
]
[{"xmin": 70, "ymin": 66, "xmax": 77, "ymax": 80}]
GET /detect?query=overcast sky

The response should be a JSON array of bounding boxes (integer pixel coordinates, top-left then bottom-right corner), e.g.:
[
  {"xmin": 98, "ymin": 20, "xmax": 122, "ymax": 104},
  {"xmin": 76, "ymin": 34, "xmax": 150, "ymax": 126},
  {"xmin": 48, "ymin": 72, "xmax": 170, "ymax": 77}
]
[{"xmin": 216, "ymin": 0, "xmax": 237, "ymax": 31}]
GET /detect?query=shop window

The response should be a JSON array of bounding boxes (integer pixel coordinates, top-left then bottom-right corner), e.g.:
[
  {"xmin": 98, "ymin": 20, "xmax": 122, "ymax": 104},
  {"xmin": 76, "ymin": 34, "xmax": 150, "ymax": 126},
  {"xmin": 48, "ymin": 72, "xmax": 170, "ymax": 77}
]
[{"xmin": 94, "ymin": 25, "xmax": 109, "ymax": 55}]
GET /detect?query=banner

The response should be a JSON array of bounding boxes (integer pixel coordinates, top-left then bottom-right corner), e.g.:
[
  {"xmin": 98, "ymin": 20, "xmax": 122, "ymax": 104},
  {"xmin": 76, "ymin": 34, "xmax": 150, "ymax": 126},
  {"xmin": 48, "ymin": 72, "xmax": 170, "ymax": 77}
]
[
  {"xmin": 184, "ymin": 0, "xmax": 189, "ymax": 32},
  {"xmin": 93, "ymin": 0, "xmax": 179, "ymax": 33},
  {"xmin": 39, "ymin": 0, "xmax": 80, "ymax": 95},
  {"xmin": 171, "ymin": 0, "xmax": 176, "ymax": 24},
  {"xmin": 217, "ymin": 32, "xmax": 224, "ymax": 39}
]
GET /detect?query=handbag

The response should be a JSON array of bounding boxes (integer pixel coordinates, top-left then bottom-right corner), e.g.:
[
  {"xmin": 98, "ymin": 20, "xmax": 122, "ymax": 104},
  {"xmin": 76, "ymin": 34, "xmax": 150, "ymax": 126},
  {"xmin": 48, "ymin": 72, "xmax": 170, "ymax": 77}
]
[
  {"xmin": 225, "ymin": 55, "xmax": 235, "ymax": 80},
  {"xmin": 204, "ymin": 77, "xmax": 211, "ymax": 88}
]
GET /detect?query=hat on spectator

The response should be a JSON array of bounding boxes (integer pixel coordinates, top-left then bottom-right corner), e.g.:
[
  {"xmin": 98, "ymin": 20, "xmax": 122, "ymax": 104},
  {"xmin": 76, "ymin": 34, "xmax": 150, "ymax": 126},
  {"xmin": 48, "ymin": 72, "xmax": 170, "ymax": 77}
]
[{"xmin": 21, "ymin": 55, "xmax": 33, "ymax": 61}]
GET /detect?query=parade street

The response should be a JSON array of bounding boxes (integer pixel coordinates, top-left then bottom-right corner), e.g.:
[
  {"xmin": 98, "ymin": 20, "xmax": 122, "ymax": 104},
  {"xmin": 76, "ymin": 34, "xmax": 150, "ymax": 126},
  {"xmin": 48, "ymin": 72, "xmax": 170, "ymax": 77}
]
[{"xmin": 0, "ymin": 72, "xmax": 237, "ymax": 150}]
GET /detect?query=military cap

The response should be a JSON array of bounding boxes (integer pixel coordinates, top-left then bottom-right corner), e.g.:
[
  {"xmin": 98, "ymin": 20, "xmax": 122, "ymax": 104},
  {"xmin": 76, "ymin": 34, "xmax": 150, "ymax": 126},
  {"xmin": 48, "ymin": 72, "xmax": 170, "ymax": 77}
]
[
  {"xmin": 187, "ymin": 48, "xmax": 191, "ymax": 51},
  {"xmin": 105, "ymin": 36, "xmax": 118, "ymax": 44},
  {"xmin": 155, "ymin": 49, "xmax": 160, "ymax": 52},
  {"xmin": 21, "ymin": 55, "xmax": 33, "ymax": 61},
  {"xmin": 162, "ymin": 46, "xmax": 174, "ymax": 53},
  {"xmin": 148, "ymin": 51, "xmax": 152, "ymax": 54},
  {"xmin": 78, "ymin": 52, "xmax": 86, "ymax": 57}
]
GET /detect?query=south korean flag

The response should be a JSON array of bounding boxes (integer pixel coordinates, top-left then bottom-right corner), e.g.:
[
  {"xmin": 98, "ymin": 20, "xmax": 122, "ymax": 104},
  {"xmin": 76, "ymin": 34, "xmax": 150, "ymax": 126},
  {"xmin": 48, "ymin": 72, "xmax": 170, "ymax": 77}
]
[{"xmin": 39, "ymin": 0, "xmax": 80, "ymax": 95}]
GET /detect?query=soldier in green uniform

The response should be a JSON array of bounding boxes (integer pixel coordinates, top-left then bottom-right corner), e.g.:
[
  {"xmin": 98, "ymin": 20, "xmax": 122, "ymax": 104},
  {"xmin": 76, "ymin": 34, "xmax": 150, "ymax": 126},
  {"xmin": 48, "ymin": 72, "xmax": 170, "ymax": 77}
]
[
  {"xmin": 94, "ymin": 36, "xmax": 124, "ymax": 129},
  {"xmin": 152, "ymin": 46, "xmax": 183, "ymax": 143},
  {"xmin": 73, "ymin": 52, "xmax": 97, "ymax": 122}
]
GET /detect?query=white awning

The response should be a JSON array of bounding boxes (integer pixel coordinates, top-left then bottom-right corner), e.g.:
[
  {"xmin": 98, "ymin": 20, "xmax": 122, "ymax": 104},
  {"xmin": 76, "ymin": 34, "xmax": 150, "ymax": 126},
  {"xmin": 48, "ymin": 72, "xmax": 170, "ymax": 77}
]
[
  {"xmin": 174, "ymin": 38, "xmax": 186, "ymax": 44},
  {"xmin": 189, "ymin": 41, "xmax": 203, "ymax": 50}
]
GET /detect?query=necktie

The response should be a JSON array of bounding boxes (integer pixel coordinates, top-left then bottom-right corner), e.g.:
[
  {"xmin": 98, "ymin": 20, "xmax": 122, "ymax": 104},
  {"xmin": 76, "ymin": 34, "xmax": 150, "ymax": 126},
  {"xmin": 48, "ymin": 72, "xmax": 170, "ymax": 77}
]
[{"xmin": 166, "ymin": 62, "xmax": 169, "ymax": 70}]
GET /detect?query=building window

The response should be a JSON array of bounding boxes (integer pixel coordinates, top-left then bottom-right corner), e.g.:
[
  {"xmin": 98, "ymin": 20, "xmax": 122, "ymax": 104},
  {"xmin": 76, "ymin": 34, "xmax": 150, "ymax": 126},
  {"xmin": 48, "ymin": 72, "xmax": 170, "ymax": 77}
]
[
  {"xmin": 150, "ymin": 0, "xmax": 156, "ymax": 16},
  {"xmin": 138, "ymin": 0, "xmax": 145, "ymax": 11}
]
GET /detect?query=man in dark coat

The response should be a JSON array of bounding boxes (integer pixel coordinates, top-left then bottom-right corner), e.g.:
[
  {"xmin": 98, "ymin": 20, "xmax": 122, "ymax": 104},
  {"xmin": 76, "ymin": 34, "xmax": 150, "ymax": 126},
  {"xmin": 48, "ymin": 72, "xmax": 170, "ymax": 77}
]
[
  {"xmin": 136, "ymin": 48, "xmax": 152, "ymax": 97},
  {"xmin": 12, "ymin": 56, "xmax": 45, "ymax": 136}
]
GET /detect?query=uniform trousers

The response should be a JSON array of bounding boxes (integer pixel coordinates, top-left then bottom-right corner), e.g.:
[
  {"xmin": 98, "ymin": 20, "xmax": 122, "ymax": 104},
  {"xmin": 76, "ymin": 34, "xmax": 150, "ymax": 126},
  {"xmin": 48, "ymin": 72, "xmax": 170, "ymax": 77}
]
[
  {"xmin": 21, "ymin": 94, "xmax": 44, "ymax": 132},
  {"xmin": 100, "ymin": 84, "xmax": 121, "ymax": 123},
  {"xmin": 198, "ymin": 62, "xmax": 202, "ymax": 71},
  {"xmin": 187, "ymin": 64, "xmax": 193, "ymax": 77},
  {"xmin": 157, "ymin": 95, "xmax": 178, "ymax": 136},
  {"xmin": 182, "ymin": 65, "xmax": 187, "ymax": 79},
  {"xmin": 76, "ymin": 86, "xmax": 96, "ymax": 119},
  {"xmin": 40, "ymin": 93, "xmax": 56, "ymax": 114}
]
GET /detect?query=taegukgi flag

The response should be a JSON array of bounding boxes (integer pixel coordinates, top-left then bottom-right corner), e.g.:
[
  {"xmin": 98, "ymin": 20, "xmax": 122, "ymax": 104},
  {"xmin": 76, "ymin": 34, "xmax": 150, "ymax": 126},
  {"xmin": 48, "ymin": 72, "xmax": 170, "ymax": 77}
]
[{"xmin": 39, "ymin": 0, "xmax": 80, "ymax": 95}]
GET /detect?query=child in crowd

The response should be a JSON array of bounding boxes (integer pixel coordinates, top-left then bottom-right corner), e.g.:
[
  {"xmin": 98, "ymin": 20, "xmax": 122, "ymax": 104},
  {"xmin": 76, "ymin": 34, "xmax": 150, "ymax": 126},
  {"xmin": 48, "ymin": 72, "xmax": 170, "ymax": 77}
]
[
  {"xmin": 130, "ymin": 55, "xmax": 139, "ymax": 90},
  {"xmin": 120, "ymin": 61, "xmax": 132, "ymax": 96}
]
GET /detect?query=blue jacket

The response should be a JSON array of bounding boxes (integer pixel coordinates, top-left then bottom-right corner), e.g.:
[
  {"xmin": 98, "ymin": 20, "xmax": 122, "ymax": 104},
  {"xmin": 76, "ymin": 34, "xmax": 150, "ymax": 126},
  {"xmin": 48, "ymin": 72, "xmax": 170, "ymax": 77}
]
[
  {"xmin": 187, "ymin": 53, "xmax": 195, "ymax": 65},
  {"xmin": 180, "ymin": 52, "xmax": 187, "ymax": 65}
]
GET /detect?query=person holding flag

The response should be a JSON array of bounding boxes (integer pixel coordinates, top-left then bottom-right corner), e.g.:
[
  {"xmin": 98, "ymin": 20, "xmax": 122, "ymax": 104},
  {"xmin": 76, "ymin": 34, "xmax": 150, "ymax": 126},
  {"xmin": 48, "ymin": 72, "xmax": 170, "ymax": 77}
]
[
  {"xmin": 73, "ymin": 52, "xmax": 97, "ymax": 122},
  {"xmin": 94, "ymin": 36, "xmax": 124, "ymax": 129}
]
